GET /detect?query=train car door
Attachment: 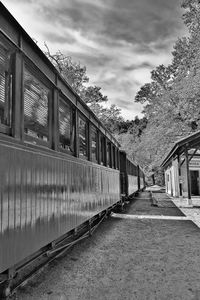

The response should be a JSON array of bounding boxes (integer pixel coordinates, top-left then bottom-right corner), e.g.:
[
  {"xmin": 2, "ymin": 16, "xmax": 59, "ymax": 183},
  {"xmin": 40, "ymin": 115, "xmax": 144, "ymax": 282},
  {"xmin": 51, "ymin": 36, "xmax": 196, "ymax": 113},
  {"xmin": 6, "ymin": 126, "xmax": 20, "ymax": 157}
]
[{"xmin": 190, "ymin": 170, "xmax": 199, "ymax": 196}]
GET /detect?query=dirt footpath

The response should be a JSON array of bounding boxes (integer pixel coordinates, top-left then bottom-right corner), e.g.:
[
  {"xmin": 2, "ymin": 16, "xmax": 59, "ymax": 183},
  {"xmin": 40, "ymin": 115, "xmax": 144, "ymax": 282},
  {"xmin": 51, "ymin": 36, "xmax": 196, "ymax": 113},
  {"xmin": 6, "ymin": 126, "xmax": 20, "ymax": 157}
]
[{"xmin": 11, "ymin": 196, "xmax": 200, "ymax": 300}]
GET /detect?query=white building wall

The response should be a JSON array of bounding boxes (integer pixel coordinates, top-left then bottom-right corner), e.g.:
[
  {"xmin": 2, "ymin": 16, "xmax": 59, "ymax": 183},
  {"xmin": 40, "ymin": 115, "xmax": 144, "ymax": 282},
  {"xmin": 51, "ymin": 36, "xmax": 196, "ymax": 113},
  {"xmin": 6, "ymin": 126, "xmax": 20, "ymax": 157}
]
[
  {"xmin": 165, "ymin": 165, "xmax": 172, "ymax": 196},
  {"xmin": 165, "ymin": 156, "xmax": 200, "ymax": 198}
]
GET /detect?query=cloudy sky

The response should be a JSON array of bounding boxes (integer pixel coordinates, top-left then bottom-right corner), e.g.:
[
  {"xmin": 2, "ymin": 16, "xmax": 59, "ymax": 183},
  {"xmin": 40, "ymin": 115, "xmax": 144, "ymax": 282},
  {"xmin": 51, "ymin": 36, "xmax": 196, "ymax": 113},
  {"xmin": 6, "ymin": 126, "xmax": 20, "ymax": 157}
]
[{"xmin": 2, "ymin": 0, "xmax": 186, "ymax": 120}]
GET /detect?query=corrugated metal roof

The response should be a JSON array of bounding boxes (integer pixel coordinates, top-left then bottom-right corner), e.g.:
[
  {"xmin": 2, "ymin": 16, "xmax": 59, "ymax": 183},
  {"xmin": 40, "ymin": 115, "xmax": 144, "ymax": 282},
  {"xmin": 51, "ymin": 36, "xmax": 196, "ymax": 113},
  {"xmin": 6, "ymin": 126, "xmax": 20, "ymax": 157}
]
[{"xmin": 161, "ymin": 130, "xmax": 200, "ymax": 167}]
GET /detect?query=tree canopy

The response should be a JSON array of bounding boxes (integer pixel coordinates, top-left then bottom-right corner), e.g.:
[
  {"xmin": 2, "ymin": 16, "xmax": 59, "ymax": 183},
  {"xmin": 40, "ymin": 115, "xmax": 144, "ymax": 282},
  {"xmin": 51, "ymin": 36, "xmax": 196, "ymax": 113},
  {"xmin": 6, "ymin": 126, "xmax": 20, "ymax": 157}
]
[
  {"xmin": 44, "ymin": 43, "xmax": 123, "ymax": 130},
  {"xmin": 123, "ymin": 0, "xmax": 200, "ymax": 183}
]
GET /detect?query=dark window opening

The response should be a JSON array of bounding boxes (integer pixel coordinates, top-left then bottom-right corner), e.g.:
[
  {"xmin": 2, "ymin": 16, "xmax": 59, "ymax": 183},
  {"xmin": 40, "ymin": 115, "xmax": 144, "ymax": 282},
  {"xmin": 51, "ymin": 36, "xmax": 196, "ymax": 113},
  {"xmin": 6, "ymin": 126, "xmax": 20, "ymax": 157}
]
[
  {"xmin": 116, "ymin": 150, "xmax": 119, "ymax": 169},
  {"xmin": 127, "ymin": 159, "xmax": 137, "ymax": 176},
  {"xmin": 91, "ymin": 125, "xmax": 98, "ymax": 163},
  {"xmin": 107, "ymin": 141, "xmax": 111, "ymax": 167},
  {"xmin": 79, "ymin": 116, "xmax": 88, "ymax": 159},
  {"xmin": 59, "ymin": 98, "xmax": 75, "ymax": 153},
  {"xmin": 112, "ymin": 146, "xmax": 116, "ymax": 168},
  {"xmin": 0, "ymin": 39, "xmax": 13, "ymax": 128},
  {"xmin": 24, "ymin": 68, "xmax": 50, "ymax": 143},
  {"xmin": 100, "ymin": 135, "xmax": 106, "ymax": 165}
]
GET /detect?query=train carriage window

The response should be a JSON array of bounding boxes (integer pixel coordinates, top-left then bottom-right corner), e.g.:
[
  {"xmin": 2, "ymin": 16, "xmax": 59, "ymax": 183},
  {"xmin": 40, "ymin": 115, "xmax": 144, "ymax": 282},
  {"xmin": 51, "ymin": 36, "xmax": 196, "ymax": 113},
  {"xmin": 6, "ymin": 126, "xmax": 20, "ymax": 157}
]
[
  {"xmin": 59, "ymin": 98, "xmax": 75, "ymax": 153},
  {"xmin": 100, "ymin": 135, "xmax": 106, "ymax": 165},
  {"xmin": 0, "ymin": 38, "xmax": 13, "ymax": 130},
  {"xmin": 134, "ymin": 164, "xmax": 137, "ymax": 176},
  {"xmin": 112, "ymin": 146, "xmax": 116, "ymax": 169},
  {"xmin": 116, "ymin": 149, "xmax": 119, "ymax": 169},
  {"xmin": 78, "ymin": 115, "xmax": 88, "ymax": 159},
  {"xmin": 91, "ymin": 125, "xmax": 98, "ymax": 163},
  {"xmin": 24, "ymin": 67, "xmax": 50, "ymax": 144}
]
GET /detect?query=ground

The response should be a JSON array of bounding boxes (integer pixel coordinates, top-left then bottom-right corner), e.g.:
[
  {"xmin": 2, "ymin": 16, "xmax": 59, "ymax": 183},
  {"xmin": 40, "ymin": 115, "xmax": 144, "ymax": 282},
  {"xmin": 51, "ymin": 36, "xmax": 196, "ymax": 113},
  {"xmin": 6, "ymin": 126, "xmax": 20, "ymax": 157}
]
[{"xmin": 10, "ymin": 193, "xmax": 200, "ymax": 300}]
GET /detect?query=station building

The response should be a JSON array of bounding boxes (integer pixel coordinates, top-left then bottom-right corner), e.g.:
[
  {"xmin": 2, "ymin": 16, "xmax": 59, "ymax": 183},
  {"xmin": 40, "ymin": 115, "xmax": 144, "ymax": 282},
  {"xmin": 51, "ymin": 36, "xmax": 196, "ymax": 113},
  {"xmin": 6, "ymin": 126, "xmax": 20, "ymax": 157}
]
[{"xmin": 161, "ymin": 131, "xmax": 200, "ymax": 205}]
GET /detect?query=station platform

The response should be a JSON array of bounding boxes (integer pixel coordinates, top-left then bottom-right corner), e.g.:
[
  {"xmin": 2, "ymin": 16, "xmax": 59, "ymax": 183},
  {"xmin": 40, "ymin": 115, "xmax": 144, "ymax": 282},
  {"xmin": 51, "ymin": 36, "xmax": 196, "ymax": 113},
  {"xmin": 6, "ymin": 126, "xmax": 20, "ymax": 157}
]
[{"xmin": 147, "ymin": 186, "xmax": 200, "ymax": 229}]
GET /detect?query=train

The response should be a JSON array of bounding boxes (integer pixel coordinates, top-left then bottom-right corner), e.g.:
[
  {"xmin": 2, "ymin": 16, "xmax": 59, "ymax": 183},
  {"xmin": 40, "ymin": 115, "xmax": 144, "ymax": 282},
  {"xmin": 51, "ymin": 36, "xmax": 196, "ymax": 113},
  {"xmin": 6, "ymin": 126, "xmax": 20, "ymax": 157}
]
[{"xmin": 0, "ymin": 3, "xmax": 145, "ymax": 296}]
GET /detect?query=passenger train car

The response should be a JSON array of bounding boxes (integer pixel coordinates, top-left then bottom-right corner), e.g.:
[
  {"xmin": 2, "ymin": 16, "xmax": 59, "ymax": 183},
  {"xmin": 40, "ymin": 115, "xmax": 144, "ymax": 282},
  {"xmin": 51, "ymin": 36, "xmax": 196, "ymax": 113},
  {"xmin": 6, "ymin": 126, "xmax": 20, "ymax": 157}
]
[
  {"xmin": 120, "ymin": 151, "xmax": 145, "ymax": 198},
  {"xmin": 0, "ymin": 3, "xmax": 145, "ymax": 296}
]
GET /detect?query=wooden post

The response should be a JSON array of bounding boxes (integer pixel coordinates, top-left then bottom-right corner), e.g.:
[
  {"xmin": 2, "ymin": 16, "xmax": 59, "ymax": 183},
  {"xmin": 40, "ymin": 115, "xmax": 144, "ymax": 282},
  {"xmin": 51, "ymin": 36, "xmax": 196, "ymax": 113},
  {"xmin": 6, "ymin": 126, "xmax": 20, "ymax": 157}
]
[
  {"xmin": 12, "ymin": 52, "xmax": 23, "ymax": 139},
  {"xmin": 152, "ymin": 174, "xmax": 155, "ymax": 185},
  {"xmin": 143, "ymin": 173, "xmax": 146, "ymax": 188},
  {"xmin": 185, "ymin": 146, "xmax": 192, "ymax": 205},
  {"xmin": 51, "ymin": 89, "xmax": 58, "ymax": 151},
  {"xmin": 88, "ymin": 122, "xmax": 91, "ymax": 161},
  {"xmin": 73, "ymin": 109, "xmax": 78, "ymax": 158},
  {"xmin": 105, "ymin": 138, "xmax": 108, "ymax": 167},
  {"xmin": 177, "ymin": 153, "xmax": 182, "ymax": 197},
  {"xmin": 137, "ymin": 165, "xmax": 140, "ymax": 190},
  {"xmin": 117, "ymin": 149, "xmax": 120, "ymax": 170},
  {"xmin": 97, "ymin": 132, "xmax": 101, "ymax": 165}
]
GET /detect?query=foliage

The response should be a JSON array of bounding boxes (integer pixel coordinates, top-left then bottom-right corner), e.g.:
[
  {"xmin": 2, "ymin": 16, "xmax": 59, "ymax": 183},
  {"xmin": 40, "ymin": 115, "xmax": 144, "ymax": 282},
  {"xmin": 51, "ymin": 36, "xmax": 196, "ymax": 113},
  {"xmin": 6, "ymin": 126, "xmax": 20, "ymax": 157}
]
[
  {"xmin": 80, "ymin": 85, "xmax": 108, "ymax": 105},
  {"xmin": 127, "ymin": 0, "xmax": 200, "ymax": 184},
  {"xmin": 115, "ymin": 117, "xmax": 148, "ymax": 167},
  {"xmin": 182, "ymin": 0, "xmax": 200, "ymax": 35},
  {"xmin": 44, "ymin": 43, "xmax": 89, "ymax": 92},
  {"xmin": 44, "ymin": 43, "xmax": 123, "ymax": 130},
  {"xmin": 116, "ymin": 116, "xmax": 147, "ymax": 135}
]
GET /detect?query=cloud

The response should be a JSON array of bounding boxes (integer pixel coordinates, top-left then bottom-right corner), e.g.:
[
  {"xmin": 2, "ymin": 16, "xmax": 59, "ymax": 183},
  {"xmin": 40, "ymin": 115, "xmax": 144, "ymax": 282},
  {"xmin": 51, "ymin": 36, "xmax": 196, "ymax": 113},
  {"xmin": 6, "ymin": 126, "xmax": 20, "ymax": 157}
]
[
  {"xmin": 44, "ymin": 32, "xmax": 76, "ymax": 45},
  {"xmin": 123, "ymin": 62, "xmax": 154, "ymax": 72},
  {"xmin": 114, "ymin": 99, "xmax": 134, "ymax": 109},
  {"xmin": 1, "ymin": 0, "xmax": 187, "ymax": 120}
]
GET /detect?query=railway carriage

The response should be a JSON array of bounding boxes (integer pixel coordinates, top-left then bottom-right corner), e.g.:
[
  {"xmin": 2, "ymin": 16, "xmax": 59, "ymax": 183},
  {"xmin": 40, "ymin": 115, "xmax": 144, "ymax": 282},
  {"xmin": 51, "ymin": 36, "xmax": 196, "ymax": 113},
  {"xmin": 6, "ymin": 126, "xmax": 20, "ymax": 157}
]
[
  {"xmin": 120, "ymin": 150, "xmax": 145, "ymax": 198},
  {"xmin": 0, "ymin": 3, "xmax": 145, "ymax": 296}
]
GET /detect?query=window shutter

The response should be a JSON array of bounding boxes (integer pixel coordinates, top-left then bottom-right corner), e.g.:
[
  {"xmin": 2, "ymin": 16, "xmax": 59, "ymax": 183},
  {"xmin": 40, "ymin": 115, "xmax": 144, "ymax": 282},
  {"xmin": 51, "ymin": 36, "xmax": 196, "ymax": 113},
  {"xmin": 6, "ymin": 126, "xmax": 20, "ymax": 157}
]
[
  {"xmin": 24, "ymin": 68, "xmax": 49, "ymax": 141},
  {"xmin": 59, "ymin": 98, "xmax": 73, "ymax": 151},
  {"xmin": 0, "ymin": 43, "xmax": 11, "ymax": 126}
]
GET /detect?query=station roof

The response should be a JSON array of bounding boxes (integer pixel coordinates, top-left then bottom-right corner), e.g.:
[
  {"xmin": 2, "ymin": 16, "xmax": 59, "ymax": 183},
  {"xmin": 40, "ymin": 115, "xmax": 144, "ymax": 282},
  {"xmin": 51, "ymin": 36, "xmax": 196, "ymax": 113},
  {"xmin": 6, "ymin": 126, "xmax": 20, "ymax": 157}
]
[{"xmin": 161, "ymin": 130, "xmax": 200, "ymax": 167}]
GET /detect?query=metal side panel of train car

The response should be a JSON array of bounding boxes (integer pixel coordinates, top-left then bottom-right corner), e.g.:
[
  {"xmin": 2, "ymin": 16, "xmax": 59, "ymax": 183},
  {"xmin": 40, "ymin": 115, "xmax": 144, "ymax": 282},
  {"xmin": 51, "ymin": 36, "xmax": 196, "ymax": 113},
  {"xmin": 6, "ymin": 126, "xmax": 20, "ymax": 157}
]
[
  {"xmin": 127, "ymin": 175, "xmax": 138, "ymax": 195},
  {"xmin": 0, "ymin": 140, "xmax": 120, "ymax": 273},
  {"xmin": 140, "ymin": 177, "xmax": 144, "ymax": 189},
  {"xmin": 139, "ymin": 169, "xmax": 145, "ymax": 189}
]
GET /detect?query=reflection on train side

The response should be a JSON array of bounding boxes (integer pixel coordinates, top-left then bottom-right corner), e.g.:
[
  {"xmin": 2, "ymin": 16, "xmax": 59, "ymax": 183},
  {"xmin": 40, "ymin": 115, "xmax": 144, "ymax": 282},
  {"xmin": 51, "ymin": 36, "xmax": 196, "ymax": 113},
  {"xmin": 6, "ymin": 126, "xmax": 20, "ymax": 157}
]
[
  {"xmin": 127, "ymin": 175, "xmax": 138, "ymax": 195},
  {"xmin": 0, "ymin": 183, "xmax": 118, "ymax": 233},
  {"xmin": 0, "ymin": 146, "xmax": 119, "ymax": 233}
]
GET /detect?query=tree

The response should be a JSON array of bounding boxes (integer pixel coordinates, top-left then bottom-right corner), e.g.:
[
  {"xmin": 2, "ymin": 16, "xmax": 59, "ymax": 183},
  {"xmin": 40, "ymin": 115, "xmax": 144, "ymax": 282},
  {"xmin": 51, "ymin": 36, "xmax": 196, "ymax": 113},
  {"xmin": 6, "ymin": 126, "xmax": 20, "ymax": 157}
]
[
  {"xmin": 171, "ymin": 37, "xmax": 191, "ymax": 78},
  {"xmin": 44, "ymin": 43, "xmax": 89, "ymax": 93},
  {"xmin": 135, "ymin": 82, "xmax": 161, "ymax": 104},
  {"xmin": 44, "ymin": 44, "xmax": 124, "ymax": 130},
  {"xmin": 116, "ymin": 117, "xmax": 147, "ymax": 135},
  {"xmin": 98, "ymin": 104, "xmax": 124, "ymax": 132},
  {"xmin": 182, "ymin": 0, "xmax": 200, "ymax": 35},
  {"xmin": 130, "ymin": 0, "xmax": 200, "ymax": 184},
  {"xmin": 80, "ymin": 85, "xmax": 108, "ymax": 105}
]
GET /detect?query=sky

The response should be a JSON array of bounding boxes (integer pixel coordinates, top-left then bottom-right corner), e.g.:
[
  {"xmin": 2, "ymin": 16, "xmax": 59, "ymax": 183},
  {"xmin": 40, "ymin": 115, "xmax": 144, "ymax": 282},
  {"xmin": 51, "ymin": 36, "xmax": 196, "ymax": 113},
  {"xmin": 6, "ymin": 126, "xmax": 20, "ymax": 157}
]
[{"xmin": 2, "ymin": 0, "xmax": 187, "ymax": 120}]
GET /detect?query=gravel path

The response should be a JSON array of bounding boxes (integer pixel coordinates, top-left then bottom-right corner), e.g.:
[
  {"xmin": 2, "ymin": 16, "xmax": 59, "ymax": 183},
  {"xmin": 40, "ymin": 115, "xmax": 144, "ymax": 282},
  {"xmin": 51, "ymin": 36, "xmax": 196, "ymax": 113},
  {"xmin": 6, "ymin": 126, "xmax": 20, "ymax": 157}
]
[{"xmin": 10, "ymin": 195, "xmax": 200, "ymax": 300}]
